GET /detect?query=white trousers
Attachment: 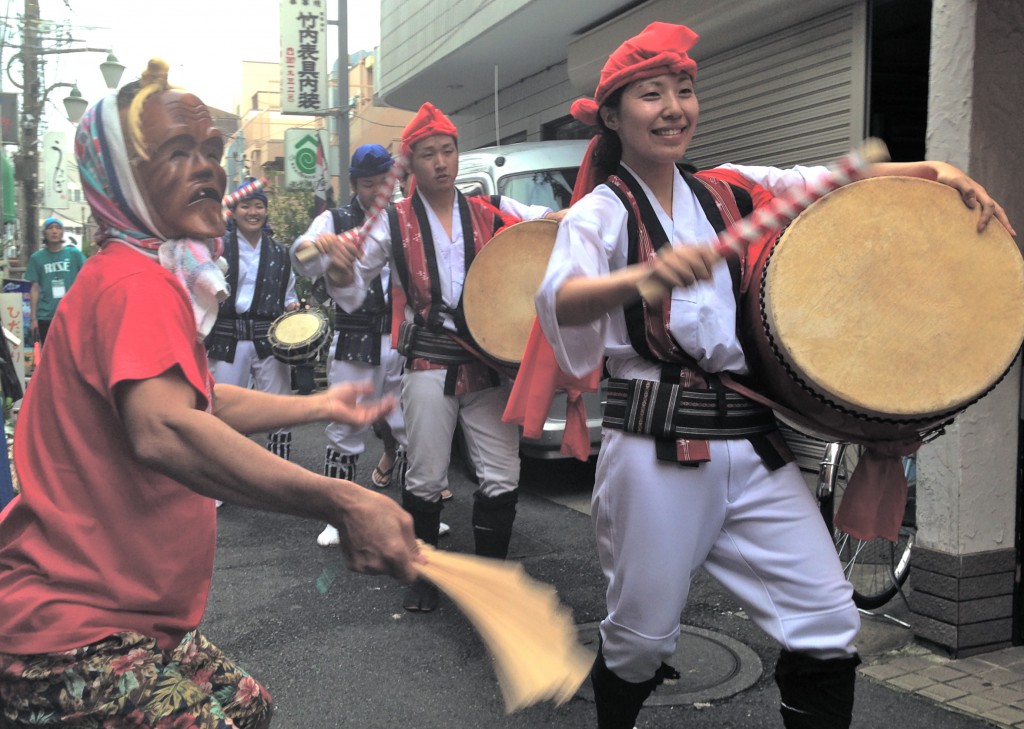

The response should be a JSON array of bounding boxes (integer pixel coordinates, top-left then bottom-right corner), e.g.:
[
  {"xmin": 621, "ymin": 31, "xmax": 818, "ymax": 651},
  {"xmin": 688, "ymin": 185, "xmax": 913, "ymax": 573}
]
[
  {"xmin": 325, "ymin": 333, "xmax": 406, "ymax": 455},
  {"xmin": 401, "ymin": 369, "xmax": 520, "ymax": 502},
  {"xmin": 594, "ymin": 430, "xmax": 860, "ymax": 683},
  {"xmin": 208, "ymin": 340, "xmax": 292, "ymax": 436}
]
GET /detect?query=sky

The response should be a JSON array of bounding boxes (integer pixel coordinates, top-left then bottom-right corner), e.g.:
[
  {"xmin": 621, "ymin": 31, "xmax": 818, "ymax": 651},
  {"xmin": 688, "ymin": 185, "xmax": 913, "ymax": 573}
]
[{"xmin": 24, "ymin": 0, "xmax": 380, "ymax": 131}]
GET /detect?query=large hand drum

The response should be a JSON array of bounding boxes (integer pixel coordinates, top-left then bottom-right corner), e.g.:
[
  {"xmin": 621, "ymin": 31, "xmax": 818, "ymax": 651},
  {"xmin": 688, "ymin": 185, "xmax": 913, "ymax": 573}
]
[
  {"xmin": 463, "ymin": 219, "xmax": 558, "ymax": 366},
  {"xmin": 743, "ymin": 176, "xmax": 1024, "ymax": 443}
]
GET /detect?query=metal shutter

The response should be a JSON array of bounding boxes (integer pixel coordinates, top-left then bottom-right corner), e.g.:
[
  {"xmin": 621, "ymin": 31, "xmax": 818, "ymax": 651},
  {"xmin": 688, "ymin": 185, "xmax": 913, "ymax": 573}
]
[{"xmin": 688, "ymin": 6, "xmax": 867, "ymax": 169}]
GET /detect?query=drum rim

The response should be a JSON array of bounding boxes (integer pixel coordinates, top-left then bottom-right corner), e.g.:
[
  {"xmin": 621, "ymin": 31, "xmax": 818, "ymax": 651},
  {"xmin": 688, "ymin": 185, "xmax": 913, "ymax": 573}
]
[
  {"xmin": 757, "ymin": 235, "xmax": 1018, "ymax": 432},
  {"xmin": 462, "ymin": 218, "xmax": 559, "ymax": 366},
  {"xmin": 267, "ymin": 308, "xmax": 331, "ymax": 364}
]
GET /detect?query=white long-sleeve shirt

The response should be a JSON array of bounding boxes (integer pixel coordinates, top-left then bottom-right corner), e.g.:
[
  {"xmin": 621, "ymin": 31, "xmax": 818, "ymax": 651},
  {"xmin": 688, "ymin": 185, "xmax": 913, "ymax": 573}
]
[
  {"xmin": 314, "ymin": 191, "xmax": 551, "ymax": 333},
  {"xmin": 534, "ymin": 163, "xmax": 828, "ymax": 380}
]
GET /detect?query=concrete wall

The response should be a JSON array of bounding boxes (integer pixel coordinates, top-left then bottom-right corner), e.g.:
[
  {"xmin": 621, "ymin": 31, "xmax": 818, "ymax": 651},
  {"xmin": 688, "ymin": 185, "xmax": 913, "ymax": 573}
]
[{"xmin": 912, "ymin": 0, "xmax": 1023, "ymax": 656}]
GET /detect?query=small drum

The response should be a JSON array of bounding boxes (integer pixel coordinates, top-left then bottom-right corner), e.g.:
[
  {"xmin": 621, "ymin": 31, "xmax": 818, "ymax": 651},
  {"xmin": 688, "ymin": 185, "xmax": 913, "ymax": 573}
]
[
  {"xmin": 267, "ymin": 309, "xmax": 330, "ymax": 364},
  {"xmin": 463, "ymin": 219, "xmax": 558, "ymax": 366},
  {"xmin": 742, "ymin": 176, "xmax": 1024, "ymax": 443}
]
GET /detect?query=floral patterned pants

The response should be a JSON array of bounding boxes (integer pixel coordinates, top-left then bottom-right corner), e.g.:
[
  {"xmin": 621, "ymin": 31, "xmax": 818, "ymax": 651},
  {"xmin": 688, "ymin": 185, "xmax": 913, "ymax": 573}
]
[{"xmin": 0, "ymin": 631, "xmax": 273, "ymax": 728}]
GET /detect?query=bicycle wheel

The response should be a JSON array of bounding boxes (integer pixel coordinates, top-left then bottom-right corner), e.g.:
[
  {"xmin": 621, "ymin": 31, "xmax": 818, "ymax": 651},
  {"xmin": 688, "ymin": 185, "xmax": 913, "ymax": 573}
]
[{"xmin": 818, "ymin": 443, "xmax": 916, "ymax": 610}]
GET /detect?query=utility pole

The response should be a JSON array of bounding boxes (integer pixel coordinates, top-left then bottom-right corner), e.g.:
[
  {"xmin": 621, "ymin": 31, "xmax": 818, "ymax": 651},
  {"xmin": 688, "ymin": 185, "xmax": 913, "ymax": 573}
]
[
  {"xmin": 18, "ymin": 0, "xmax": 41, "ymax": 261},
  {"xmin": 336, "ymin": 0, "xmax": 349, "ymax": 202}
]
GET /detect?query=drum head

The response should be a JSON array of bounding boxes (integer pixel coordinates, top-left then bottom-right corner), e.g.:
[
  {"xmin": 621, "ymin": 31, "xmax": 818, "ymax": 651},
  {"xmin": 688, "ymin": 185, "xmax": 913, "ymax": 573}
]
[
  {"xmin": 463, "ymin": 219, "xmax": 558, "ymax": 365},
  {"xmin": 273, "ymin": 311, "xmax": 325, "ymax": 346},
  {"xmin": 762, "ymin": 176, "xmax": 1024, "ymax": 420},
  {"xmin": 268, "ymin": 309, "xmax": 329, "ymax": 363}
]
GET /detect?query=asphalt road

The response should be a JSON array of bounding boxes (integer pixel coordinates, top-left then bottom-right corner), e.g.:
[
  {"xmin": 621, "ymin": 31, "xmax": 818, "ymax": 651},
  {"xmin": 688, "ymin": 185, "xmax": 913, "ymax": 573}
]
[{"xmin": 199, "ymin": 421, "xmax": 995, "ymax": 729}]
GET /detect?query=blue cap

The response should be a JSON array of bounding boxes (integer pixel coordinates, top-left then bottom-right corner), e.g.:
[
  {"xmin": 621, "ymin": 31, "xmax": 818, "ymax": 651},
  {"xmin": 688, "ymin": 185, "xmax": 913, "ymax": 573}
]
[
  {"xmin": 229, "ymin": 177, "xmax": 268, "ymax": 208},
  {"xmin": 349, "ymin": 144, "xmax": 394, "ymax": 178},
  {"xmin": 43, "ymin": 217, "xmax": 63, "ymax": 230}
]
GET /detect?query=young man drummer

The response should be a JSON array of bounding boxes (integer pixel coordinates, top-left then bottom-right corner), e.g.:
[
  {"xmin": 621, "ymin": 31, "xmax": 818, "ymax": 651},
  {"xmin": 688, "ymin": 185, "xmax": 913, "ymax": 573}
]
[
  {"xmin": 297, "ymin": 103, "xmax": 560, "ymax": 612},
  {"xmin": 293, "ymin": 144, "xmax": 413, "ymax": 547},
  {"xmin": 206, "ymin": 179, "xmax": 299, "ymax": 461}
]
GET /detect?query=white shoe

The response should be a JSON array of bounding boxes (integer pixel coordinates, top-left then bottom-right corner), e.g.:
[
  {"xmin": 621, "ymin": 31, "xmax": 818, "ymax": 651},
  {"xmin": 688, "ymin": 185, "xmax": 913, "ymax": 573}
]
[
  {"xmin": 215, "ymin": 500, "xmax": 223, "ymax": 508},
  {"xmin": 438, "ymin": 522, "xmax": 451, "ymax": 537},
  {"xmin": 317, "ymin": 524, "xmax": 340, "ymax": 547}
]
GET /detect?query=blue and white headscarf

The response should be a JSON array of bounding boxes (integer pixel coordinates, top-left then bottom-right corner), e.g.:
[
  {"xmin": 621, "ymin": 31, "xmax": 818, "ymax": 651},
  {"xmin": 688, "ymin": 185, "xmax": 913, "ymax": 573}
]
[{"xmin": 75, "ymin": 94, "xmax": 229, "ymax": 338}]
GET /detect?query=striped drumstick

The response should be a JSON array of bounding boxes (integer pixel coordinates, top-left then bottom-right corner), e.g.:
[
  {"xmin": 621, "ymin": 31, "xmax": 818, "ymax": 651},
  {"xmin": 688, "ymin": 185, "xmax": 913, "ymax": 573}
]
[
  {"xmin": 222, "ymin": 177, "xmax": 268, "ymax": 218},
  {"xmin": 636, "ymin": 138, "xmax": 891, "ymax": 304},
  {"xmin": 295, "ymin": 155, "xmax": 409, "ymax": 265}
]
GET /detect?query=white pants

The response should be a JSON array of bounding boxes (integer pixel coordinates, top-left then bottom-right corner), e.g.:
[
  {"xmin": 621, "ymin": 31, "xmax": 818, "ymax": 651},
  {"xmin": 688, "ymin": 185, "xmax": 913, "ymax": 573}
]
[
  {"xmin": 594, "ymin": 430, "xmax": 860, "ymax": 683},
  {"xmin": 401, "ymin": 368, "xmax": 520, "ymax": 502},
  {"xmin": 209, "ymin": 340, "xmax": 292, "ymax": 436},
  {"xmin": 325, "ymin": 333, "xmax": 406, "ymax": 455}
]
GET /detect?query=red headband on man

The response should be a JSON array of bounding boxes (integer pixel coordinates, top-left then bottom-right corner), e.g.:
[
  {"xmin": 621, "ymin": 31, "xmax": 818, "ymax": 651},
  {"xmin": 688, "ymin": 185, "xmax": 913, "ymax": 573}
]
[
  {"xmin": 402, "ymin": 102, "xmax": 458, "ymax": 157},
  {"xmin": 570, "ymin": 22, "xmax": 700, "ymax": 128}
]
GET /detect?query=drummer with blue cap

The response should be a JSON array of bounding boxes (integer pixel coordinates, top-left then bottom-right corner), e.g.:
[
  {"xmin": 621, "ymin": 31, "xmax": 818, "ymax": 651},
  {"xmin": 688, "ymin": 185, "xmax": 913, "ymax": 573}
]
[{"xmin": 293, "ymin": 144, "xmax": 418, "ymax": 547}]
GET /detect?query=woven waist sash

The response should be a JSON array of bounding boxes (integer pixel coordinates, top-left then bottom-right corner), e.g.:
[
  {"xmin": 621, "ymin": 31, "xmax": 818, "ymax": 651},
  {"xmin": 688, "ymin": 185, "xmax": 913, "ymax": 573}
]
[
  {"xmin": 212, "ymin": 317, "xmax": 271, "ymax": 342},
  {"xmin": 603, "ymin": 377, "xmax": 778, "ymax": 440},
  {"xmin": 335, "ymin": 309, "xmax": 390, "ymax": 334},
  {"xmin": 397, "ymin": 321, "xmax": 477, "ymax": 366}
]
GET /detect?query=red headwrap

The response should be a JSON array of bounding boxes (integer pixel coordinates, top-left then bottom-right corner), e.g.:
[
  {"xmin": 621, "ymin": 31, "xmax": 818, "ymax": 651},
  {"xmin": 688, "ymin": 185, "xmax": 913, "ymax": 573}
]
[
  {"xmin": 570, "ymin": 22, "xmax": 700, "ymax": 127},
  {"xmin": 401, "ymin": 102, "xmax": 459, "ymax": 157},
  {"xmin": 569, "ymin": 22, "xmax": 700, "ymax": 204}
]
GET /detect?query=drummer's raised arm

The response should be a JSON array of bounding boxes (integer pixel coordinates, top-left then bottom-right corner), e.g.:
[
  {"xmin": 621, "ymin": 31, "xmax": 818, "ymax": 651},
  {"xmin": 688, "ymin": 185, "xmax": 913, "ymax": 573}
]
[{"xmin": 325, "ymin": 212, "xmax": 393, "ymax": 314}]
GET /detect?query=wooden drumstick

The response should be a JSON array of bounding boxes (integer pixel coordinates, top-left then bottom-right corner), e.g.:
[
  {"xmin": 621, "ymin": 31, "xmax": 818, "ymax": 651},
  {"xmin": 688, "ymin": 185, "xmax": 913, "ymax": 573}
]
[
  {"xmin": 636, "ymin": 137, "xmax": 891, "ymax": 305},
  {"xmin": 294, "ymin": 155, "xmax": 409, "ymax": 265}
]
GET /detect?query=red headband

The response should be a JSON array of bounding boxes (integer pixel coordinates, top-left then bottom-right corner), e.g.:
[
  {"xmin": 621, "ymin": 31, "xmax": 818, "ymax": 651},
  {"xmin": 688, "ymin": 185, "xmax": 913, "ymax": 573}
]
[
  {"xmin": 570, "ymin": 22, "xmax": 699, "ymax": 127},
  {"xmin": 402, "ymin": 102, "xmax": 458, "ymax": 157}
]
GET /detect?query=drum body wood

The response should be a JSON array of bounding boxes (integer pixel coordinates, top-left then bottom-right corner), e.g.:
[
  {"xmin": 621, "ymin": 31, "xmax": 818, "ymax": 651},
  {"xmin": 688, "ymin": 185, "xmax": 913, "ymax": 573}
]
[
  {"xmin": 463, "ymin": 219, "xmax": 558, "ymax": 366},
  {"xmin": 741, "ymin": 176, "xmax": 1024, "ymax": 443},
  {"xmin": 267, "ymin": 309, "xmax": 330, "ymax": 364}
]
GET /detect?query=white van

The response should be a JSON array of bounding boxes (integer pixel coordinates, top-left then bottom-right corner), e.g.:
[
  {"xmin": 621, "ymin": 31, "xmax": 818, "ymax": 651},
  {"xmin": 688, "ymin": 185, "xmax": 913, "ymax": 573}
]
[
  {"xmin": 455, "ymin": 139, "xmax": 590, "ymax": 211},
  {"xmin": 455, "ymin": 139, "xmax": 604, "ymax": 460}
]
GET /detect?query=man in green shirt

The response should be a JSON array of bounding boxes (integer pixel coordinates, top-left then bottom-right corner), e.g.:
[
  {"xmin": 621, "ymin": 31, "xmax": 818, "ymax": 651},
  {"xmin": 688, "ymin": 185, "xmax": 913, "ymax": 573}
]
[{"xmin": 26, "ymin": 218, "xmax": 87, "ymax": 345}]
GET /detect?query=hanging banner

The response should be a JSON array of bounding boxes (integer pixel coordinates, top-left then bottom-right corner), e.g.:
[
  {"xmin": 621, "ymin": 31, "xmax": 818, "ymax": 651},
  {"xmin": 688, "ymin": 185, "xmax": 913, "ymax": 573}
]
[
  {"xmin": 280, "ymin": 0, "xmax": 327, "ymax": 115},
  {"xmin": 284, "ymin": 128, "xmax": 331, "ymax": 190},
  {"xmin": 0, "ymin": 93, "xmax": 18, "ymax": 145},
  {"xmin": 42, "ymin": 132, "xmax": 68, "ymax": 210}
]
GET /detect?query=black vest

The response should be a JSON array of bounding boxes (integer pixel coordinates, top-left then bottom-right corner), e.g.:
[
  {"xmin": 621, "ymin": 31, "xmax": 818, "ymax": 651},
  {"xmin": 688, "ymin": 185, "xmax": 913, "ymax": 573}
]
[{"xmin": 205, "ymin": 228, "xmax": 291, "ymax": 362}]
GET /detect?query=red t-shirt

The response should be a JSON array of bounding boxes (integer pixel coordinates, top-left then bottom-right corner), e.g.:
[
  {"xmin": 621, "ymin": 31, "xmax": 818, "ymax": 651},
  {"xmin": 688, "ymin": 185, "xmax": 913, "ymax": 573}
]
[{"xmin": 0, "ymin": 243, "xmax": 216, "ymax": 654}]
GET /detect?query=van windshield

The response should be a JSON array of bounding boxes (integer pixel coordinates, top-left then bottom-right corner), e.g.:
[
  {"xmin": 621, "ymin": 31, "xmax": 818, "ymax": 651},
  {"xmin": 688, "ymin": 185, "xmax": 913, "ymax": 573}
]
[{"xmin": 498, "ymin": 169, "xmax": 577, "ymax": 210}]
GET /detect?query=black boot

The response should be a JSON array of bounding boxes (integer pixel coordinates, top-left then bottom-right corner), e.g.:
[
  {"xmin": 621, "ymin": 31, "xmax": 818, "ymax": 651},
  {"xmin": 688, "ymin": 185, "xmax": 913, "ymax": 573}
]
[
  {"xmin": 472, "ymin": 490, "xmax": 518, "ymax": 559},
  {"xmin": 402, "ymin": 491, "xmax": 442, "ymax": 612},
  {"xmin": 774, "ymin": 650, "xmax": 861, "ymax": 729},
  {"xmin": 590, "ymin": 645, "xmax": 660, "ymax": 729}
]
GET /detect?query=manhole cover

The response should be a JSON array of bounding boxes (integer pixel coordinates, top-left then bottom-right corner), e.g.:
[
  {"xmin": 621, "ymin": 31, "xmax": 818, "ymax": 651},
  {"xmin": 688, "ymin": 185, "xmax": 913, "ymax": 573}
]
[{"xmin": 576, "ymin": 622, "xmax": 763, "ymax": 705}]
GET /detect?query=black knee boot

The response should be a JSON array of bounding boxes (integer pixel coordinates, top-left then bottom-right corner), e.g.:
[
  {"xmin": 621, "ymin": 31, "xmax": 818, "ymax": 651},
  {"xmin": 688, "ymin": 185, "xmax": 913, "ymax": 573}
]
[
  {"xmin": 472, "ymin": 490, "xmax": 518, "ymax": 559},
  {"xmin": 402, "ymin": 491, "xmax": 442, "ymax": 612},
  {"xmin": 591, "ymin": 646, "xmax": 660, "ymax": 729},
  {"xmin": 774, "ymin": 650, "xmax": 861, "ymax": 729}
]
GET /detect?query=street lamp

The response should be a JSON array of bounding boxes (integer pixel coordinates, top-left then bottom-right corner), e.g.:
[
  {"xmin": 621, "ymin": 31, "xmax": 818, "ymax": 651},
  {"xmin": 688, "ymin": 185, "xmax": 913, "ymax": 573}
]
[{"xmin": 10, "ymin": 48, "xmax": 124, "ymax": 262}]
